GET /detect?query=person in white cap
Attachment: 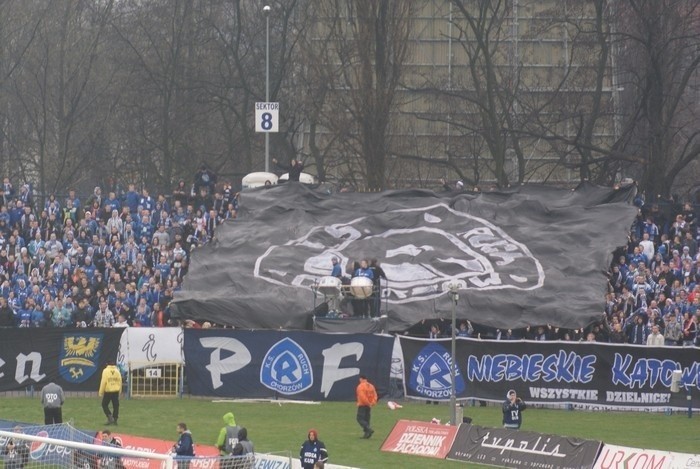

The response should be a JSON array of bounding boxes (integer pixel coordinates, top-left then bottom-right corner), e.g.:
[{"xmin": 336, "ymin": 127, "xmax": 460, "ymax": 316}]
[{"xmin": 502, "ymin": 389, "xmax": 526, "ymax": 429}]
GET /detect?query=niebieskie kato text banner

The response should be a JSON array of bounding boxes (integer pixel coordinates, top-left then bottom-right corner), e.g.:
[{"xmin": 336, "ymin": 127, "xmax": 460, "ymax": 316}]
[{"xmin": 400, "ymin": 337, "xmax": 700, "ymax": 409}]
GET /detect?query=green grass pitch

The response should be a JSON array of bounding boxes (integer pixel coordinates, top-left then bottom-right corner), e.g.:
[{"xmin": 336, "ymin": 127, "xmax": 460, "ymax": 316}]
[{"xmin": 0, "ymin": 397, "xmax": 697, "ymax": 468}]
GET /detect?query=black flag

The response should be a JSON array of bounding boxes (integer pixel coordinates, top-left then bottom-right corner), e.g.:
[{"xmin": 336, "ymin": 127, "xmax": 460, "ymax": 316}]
[{"xmin": 171, "ymin": 183, "xmax": 637, "ymax": 331}]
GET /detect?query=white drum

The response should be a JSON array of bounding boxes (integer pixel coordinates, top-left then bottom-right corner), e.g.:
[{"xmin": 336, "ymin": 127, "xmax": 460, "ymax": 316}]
[
  {"xmin": 318, "ymin": 276, "xmax": 342, "ymax": 297},
  {"xmin": 350, "ymin": 276, "xmax": 373, "ymax": 299}
]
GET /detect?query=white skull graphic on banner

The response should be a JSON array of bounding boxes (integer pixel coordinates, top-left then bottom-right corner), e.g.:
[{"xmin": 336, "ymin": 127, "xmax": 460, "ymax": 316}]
[{"xmin": 254, "ymin": 203, "xmax": 544, "ymax": 304}]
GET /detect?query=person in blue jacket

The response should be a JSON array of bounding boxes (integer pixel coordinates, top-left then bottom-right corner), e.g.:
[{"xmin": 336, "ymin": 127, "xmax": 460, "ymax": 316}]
[
  {"xmin": 299, "ymin": 429, "xmax": 327, "ymax": 469},
  {"xmin": 173, "ymin": 422, "xmax": 195, "ymax": 468},
  {"xmin": 502, "ymin": 390, "xmax": 526, "ymax": 429}
]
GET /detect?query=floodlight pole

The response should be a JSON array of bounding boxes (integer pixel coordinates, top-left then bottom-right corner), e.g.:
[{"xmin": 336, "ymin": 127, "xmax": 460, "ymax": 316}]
[
  {"xmin": 264, "ymin": 5, "xmax": 271, "ymax": 173},
  {"xmin": 449, "ymin": 283, "xmax": 459, "ymax": 426}
]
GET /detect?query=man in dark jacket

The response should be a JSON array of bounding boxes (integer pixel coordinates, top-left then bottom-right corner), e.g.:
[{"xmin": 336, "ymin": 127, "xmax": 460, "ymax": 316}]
[
  {"xmin": 194, "ymin": 165, "xmax": 217, "ymax": 195},
  {"xmin": 99, "ymin": 429, "xmax": 125, "ymax": 469},
  {"xmin": 272, "ymin": 158, "xmax": 304, "ymax": 182},
  {"xmin": 299, "ymin": 429, "xmax": 327, "ymax": 469},
  {"xmin": 2, "ymin": 426, "xmax": 29, "ymax": 469},
  {"xmin": 0, "ymin": 297, "xmax": 14, "ymax": 327},
  {"xmin": 173, "ymin": 422, "xmax": 194, "ymax": 469},
  {"xmin": 231, "ymin": 428, "xmax": 254, "ymax": 469},
  {"xmin": 368, "ymin": 259, "xmax": 386, "ymax": 318}
]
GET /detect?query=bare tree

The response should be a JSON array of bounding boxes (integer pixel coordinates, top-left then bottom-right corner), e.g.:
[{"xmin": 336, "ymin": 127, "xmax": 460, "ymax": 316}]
[
  {"xmin": 521, "ymin": 0, "xmax": 700, "ymax": 194},
  {"xmin": 310, "ymin": 0, "xmax": 416, "ymax": 190},
  {"xmin": 2, "ymin": 0, "xmax": 695, "ymax": 198},
  {"xmin": 7, "ymin": 0, "xmax": 117, "ymax": 197},
  {"xmin": 616, "ymin": 0, "xmax": 700, "ymax": 198},
  {"xmin": 0, "ymin": 1, "xmax": 45, "ymax": 178},
  {"xmin": 109, "ymin": 0, "xmax": 208, "ymax": 192},
  {"xmin": 203, "ymin": 0, "xmax": 305, "ymax": 175},
  {"xmin": 515, "ymin": 0, "xmax": 620, "ymax": 185},
  {"xmin": 457, "ymin": 0, "xmax": 525, "ymax": 187}
]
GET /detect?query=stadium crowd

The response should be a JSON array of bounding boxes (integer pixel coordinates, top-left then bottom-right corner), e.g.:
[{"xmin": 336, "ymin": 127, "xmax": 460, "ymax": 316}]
[
  {"xmin": 601, "ymin": 197, "xmax": 700, "ymax": 346},
  {"xmin": 0, "ymin": 166, "xmax": 235, "ymax": 330},
  {"xmin": 413, "ymin": 193, "xmax": 700, "ymax": 347},
  {"xmin": 0, "ymin": 169, "xmax": 698, "ymax": 349}
]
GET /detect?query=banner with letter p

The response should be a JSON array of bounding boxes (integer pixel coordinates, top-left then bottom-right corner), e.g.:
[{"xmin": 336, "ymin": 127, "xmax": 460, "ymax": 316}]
[{"xmin": 184, "ymin": 330, "xmax": 393, "ymax": 400}]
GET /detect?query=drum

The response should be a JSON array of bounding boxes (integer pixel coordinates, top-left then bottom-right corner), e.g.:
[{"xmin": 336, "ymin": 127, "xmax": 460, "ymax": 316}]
[
  {"xmin": 350, "ymin": 276, "xmax": 373, "ymax": 299},
  {"xmin": 318, "ymin": 276, "xmax": 342, "ymax": 297}
]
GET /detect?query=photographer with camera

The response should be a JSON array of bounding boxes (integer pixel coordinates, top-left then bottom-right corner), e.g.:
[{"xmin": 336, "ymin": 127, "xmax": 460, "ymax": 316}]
[{"xmin": 2, "ymin": 427, "xmax": 29, "ymax": 469}]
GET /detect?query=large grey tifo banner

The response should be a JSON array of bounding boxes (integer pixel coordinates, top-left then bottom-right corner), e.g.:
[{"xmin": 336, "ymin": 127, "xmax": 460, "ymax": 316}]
[{"xmin": 171, "ymin": 183, "xmax": 637, "ymax": 331}]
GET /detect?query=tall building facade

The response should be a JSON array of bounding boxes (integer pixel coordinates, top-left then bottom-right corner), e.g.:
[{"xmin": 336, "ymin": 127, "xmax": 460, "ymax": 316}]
[{"xmin": 304, "ymin": 0, "xmax": 617, "ymax": 188}]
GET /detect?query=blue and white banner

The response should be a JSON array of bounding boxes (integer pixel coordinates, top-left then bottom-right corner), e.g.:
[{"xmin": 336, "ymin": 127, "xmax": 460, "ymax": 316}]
[
  {"xmin": 399, "ymin": 337, "xmax": 700, "ymax": 410},
  {"xmin": 184, "ymin": 330, "xmax": 394, "ymax": 400}
]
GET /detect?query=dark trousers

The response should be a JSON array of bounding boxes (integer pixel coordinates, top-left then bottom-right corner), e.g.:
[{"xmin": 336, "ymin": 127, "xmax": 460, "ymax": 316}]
[
  {"xmin": 369, "ymin": 292, "xmax": 380, "ymax": 317},
  {"xmin": 102, "ymin": 392, "xmax": 120, "ymax": 420},
  {"xmin": 44, "ymin": 407, "xmax": 62, "ymax": 424},
  {"xmin": 356, "ymin": 405, "xmax": 372, "ymax": 433},
  {"xmin": 353, "ymin": 299, "xmax": 370, "ymax": 317}
]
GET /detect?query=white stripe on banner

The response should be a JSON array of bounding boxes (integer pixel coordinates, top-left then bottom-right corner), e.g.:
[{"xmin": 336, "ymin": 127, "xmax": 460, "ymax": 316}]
[
  {"xmin": 254, "ymin": 454, "xmax": 292, "ymax": 469},
  {"xmin": 391, "ymin": 335, "xmax": 404, "ymax": 380},
  {"xmin": 118, "ymin": 328, "xmax": 184, "ymax": 368},
  {"xmin": 253, "ymin": 454, "xmax": 360, "ymax": 469},
  {"xmin": 594, "ymin": 443, "xmax": 700, "ymax": 469}
]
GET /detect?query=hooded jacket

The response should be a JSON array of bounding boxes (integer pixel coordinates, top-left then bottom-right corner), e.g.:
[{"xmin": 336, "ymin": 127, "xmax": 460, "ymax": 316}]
[
  {"xmin": 216, "ymin": 412, "xmax": 242, "ymax": 455},
  {"xmin": 299, "ymin": 429, "xmax": 327, "ymax": 469},
  {"xmin": 232, "ymin": 427, "xmax": 255, "ymax": 456},
  {"xmin": 98, "ymin": 365, "xmax": 122, "ymax": 396}
]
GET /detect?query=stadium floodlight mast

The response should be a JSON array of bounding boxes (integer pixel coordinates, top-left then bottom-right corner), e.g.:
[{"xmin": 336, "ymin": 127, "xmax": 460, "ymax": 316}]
[
  {"xmin": 447, "ymin": 281, "xmax": 460, "ymax": 426},
  {"xmin": 263, "ymin": 4, "xmax": 271, "ymax": 172}
]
